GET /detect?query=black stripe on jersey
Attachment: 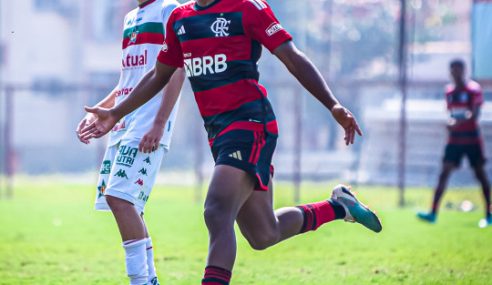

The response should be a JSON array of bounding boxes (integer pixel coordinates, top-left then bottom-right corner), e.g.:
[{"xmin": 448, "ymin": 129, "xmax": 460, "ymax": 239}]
[
  {"xmin": 203, "ymin": 99, "xmax": 277, "ymax": 139},
  {"xmin": 251, "ymin": 40, "xmax": 262, "ymax": 63},
  {"xmin": 450, "ymin": 130, "xmax": 481, "ymax": 138},
  {"xmin": 187, "ymin": 60, "xmax": 259, "ymax": 92},
  {"xmin": 174, "ymin": 12, "xmax": 244, "ymax": 42}
]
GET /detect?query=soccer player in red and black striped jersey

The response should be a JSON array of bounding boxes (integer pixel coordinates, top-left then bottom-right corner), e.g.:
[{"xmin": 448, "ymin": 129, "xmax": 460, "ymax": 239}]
[
  {"xmin": 81, "ymin": 0, "xmax": 382, "ymax": 283},
  {"xmin": 418, "ymin": 59, "xmax": 491, "ymax": 228}
]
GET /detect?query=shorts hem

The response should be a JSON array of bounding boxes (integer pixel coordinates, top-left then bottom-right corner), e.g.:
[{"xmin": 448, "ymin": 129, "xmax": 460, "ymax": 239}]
[
  {"xmin": 104, "ymin": 189, "xmax": 144, "ymax": 213},
  {"xmin": 94, "ymin": 202, "xmax": 111, "ymax": 212}
]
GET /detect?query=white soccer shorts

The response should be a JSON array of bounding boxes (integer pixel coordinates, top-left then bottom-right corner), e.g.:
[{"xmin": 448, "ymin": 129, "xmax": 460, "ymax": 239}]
[{"xmin": 95, "ymin": 140, "xmax": 166, "ymax": 214}]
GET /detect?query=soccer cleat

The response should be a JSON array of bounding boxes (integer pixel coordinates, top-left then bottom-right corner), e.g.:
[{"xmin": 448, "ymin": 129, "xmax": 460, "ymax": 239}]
[
  {"xmin": 149, "ymin": 277, "xmax": 160, "ymax": 285},
  {"xmin": 331, "ymin": 184, "xmax": 382, "ymax": 233},
  {"xmin": 416, "ymin": 212, "xmax": 436, "ymax": 224},
  {"xmin": 478, "ymin": 216, "xmax": 492, "ymax": 228}
]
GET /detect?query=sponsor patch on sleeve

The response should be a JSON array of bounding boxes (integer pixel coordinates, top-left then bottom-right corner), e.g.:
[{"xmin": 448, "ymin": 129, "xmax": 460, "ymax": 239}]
[{"xmin": 265, "ymin": 23, "xmax": 283, "ymax": 36}]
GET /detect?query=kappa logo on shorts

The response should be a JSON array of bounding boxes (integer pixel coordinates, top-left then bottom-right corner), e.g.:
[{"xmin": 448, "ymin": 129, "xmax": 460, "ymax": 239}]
[
  {"xmin": 100, "ymin": 160, "xmax": 111, "ymax": 175},
  {"xmin": 114, "ymin": 169, "xmax": 129, "ymax": 179},
  {"xmin": 228, "ymin": 151, "xmax": 243, "ymax": 161},
  {"xmin": 116, "ymin": 145, "xmax": 138, "ymax": 167},
  {"xmin": 138, "ymin": 168, "xmax": 148, "ymax": 176},
  {"xmin": 97, "ymin": 180, "xmax": 107, "ymax": 198},
  {"xmin": 135, "ymin": 179, "xmax": 144, "ymax": 186},
  {"xmin": 143, "ymin": 157, "xmax": 152, "ymax": 165}
]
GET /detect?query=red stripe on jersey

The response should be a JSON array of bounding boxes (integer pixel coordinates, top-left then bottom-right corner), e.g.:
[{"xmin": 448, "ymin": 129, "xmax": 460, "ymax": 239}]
[
  {"xmin": 448, "ymin": 137, "xmax": 483, "ymax": 145},
  {"xmin": 182, "ymin": 36, "xmax": 253, "ymax": 61},
  {"xmin": 194, "ymin": 79, "xmax": 263, "ymax": 117},
  {"xmin": 217, "ymin": 120, "xmax": 278, "ymax": 136},
  {"xmin": 122, "ymin": 32, "xmax": 164, "ymax": 49},
  {"xmin": 452, "ymin": 121, "xmax": 479, "ymax": 132},
  {"xmin": 208, "ymin": 120, "xmax": 278, "ymax": 148}
]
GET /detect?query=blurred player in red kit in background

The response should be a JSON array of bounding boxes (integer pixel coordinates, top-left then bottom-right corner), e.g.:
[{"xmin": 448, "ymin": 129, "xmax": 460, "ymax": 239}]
[{"xmin": 418, "ymin": 59, "xmax": 491, "ymax": 228}]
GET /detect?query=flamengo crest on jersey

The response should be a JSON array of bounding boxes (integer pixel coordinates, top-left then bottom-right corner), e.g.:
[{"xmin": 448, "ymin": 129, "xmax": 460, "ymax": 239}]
[
  {"xmin": 211, "ymin": 18, "xmax": 231, "ymax": 37},
  {"xmin": 109, "ymin": 0, "xmax": 180, "ymax": 148}
]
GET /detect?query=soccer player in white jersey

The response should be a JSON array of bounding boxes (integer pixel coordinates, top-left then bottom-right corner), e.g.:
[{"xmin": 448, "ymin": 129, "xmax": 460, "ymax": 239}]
[{"xmin": 76, "ymin": 1, "xmax": 184, "ymax": 284}]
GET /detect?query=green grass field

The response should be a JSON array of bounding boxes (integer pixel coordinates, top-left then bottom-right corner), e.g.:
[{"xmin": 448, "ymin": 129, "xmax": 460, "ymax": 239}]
[{"xmin": 0, "ymin": 179, "xmax": 491, "ymax": 284}]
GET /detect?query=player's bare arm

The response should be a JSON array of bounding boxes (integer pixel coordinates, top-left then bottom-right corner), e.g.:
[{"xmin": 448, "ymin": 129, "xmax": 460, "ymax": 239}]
[
  {"xmin": 139, "ymin": 68, "xmax": 185, "ymax": 153},
  {"xmin": 76, "ymin": 87, "xmax": 118, "ymax": 144},
  {"xmin": 80, "ymin": 61, "xmax": 177, "ymax": 140},
  {"xmin": 273, "ymin": 41, "xmax": 362, "ymax": 145},
  {"xmin": 471, "ymin": 106, "xmax": 481, "ymax": 120}
]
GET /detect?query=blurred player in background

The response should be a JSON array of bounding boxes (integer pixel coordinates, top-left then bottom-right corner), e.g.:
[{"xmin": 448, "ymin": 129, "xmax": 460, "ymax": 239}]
[
  {"xmin": 418, "ymin": 59, "xmax": 491, "ymax": 228},
  {"xmin": 75, "ymin": 0, "xmax": 184, "ymax": 284},
  {"xmin": 79, "ymin": 0, "xmax": 382, "ymax": 284}
]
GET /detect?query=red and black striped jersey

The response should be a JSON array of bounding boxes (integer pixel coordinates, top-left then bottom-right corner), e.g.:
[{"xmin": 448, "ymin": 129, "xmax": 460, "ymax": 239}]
[
  {"xmin": 157, "ymin": 0, "xmax": 292, "ymax": 138},
  {"xmin": 445, "ymin": 81, "xmax": 484, "ymax": 145}
]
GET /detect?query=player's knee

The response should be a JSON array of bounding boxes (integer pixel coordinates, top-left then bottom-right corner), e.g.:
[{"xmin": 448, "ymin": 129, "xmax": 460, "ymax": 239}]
[
  {"xmin": 203, "ymin": 205, "xmax": 231, "ymax": 231},
  {"xmin": 246, "ymin": 230, "xmax": 279, "ymax": 251}
]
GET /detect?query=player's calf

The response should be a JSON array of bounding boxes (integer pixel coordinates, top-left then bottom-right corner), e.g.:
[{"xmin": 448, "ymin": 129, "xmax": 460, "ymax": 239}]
[{"xmin": 243, "ymin": 225, "xmax": 280, "ymax": 251}]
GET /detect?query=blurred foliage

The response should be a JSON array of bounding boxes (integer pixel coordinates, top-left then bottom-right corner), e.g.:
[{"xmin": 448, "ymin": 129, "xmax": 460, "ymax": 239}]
[{"xmin": 270, "ymin": 0, "xmax": 468, "ymax": 80}]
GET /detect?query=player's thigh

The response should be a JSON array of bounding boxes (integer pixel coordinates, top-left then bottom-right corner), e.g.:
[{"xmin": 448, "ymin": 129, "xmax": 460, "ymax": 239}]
[
  {"xmin": 204, "ymin": 165, "xmax": 256, "ymax": 222},
  {"xmin": 106, "ymin": 141, "xmax": 166, "ymax": 214},
  {"xmin": 466, "ymin": 144, "xmax": 486, "ymax": 168},
  {"xmin": 236, "ymin": 179, "xmax": 278, "ymax": 240},
  {"xmin": 443, "ymin": 144, "xmax": 464, "ymax": 169}
]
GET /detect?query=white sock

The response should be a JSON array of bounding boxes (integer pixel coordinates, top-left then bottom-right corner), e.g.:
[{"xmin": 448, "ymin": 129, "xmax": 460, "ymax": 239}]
[
  {"xmin": 123, "ymin": 238, "xmax": 149, "ymax": 285},
  {"xmin": 146, "ymin": 237, "xmax": 158, "ymax": 282}
]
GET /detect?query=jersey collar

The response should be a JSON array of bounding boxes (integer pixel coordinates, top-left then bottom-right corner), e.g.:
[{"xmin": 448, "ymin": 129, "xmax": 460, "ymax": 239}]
[
  {"xmin": 194, "ymin": 0, "xmax": 221, "ymax": 11},
  {"xmin": 139, "ymin": 0, "xmax": 156, "ymax": 8}
]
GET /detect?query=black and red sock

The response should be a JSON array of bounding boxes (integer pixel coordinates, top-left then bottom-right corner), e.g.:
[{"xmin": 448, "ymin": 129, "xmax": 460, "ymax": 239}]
[
  {"xmin": 297, "ymin": 200, "xmax": 345, "ymax": 233},
  {"xmin": 202, "ymin": 266, "xmax": 232, "ymax": 285}
]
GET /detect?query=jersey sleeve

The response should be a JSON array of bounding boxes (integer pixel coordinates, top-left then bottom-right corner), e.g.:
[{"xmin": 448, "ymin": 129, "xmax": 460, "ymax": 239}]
[
  {"xmin": 242, "ymin": 0, "xmax": 293, "ymax": 53},
  {"xmin": 157, "ymin": 10, "xmax": 184, "ymax": 68}
]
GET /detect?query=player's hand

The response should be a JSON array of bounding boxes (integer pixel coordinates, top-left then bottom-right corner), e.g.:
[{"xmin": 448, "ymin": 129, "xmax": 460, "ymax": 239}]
[
  {"xmin": 76, "ymin": 113, "xmax": 97, "ymax": 144},
  {"xmin": 447, "ymin": 118, "xmax": 465, "ymax": 131},
  {"xmin": 331, "ymin": 104, "xmax": 363, "ymax": 145},
  {"xmin": 139, "ymin": 125, "xmax": 164, "ymax": 153},
  {"xmin": 79, "ymin": 106, "xmax": 119, "ymax": 141}
]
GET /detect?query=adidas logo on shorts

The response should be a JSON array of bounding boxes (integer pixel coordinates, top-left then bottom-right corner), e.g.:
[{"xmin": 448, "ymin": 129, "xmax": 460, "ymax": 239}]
[{"xmin": 229, "ymin": 151, "xmax": 243, "ymax": 161}]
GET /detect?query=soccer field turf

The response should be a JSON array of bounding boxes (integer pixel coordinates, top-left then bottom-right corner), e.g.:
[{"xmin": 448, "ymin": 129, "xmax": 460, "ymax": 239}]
[{"xmin": 0, "ymin": 179, "xmax": 491, "ymax": 284}]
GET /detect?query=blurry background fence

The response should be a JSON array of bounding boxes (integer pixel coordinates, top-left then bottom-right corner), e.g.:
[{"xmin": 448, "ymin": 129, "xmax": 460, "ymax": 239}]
[{"xmin": 1, "ymin": 0, "xmax": 491, "ymax": 201}]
